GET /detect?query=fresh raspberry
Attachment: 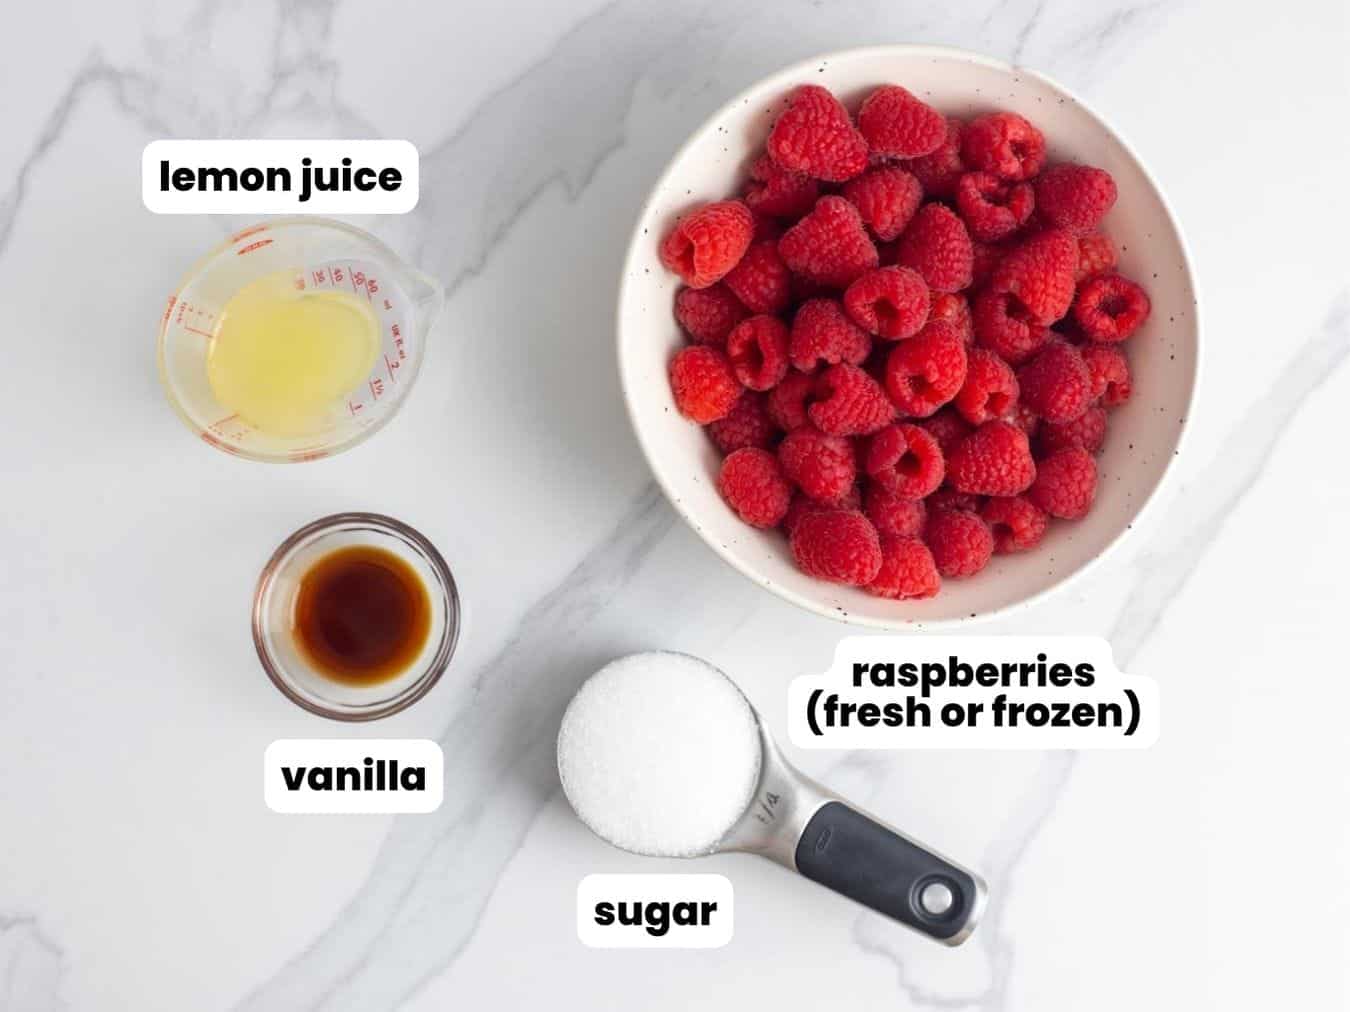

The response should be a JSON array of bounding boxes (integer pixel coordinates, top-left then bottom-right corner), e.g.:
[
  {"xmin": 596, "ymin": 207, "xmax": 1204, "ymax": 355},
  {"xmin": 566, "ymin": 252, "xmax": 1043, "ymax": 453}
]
[
  {"xmin": 946, "ymin": 419, "xmax": 1036, "ymax": 496},
  {"xmin": 717, "ymin": 448, "xmax": 792, "ymax": 528},
  {"xmin": 788, "ymin": 298, "xmax": 871, "ymax": 372},
  {"xmin": 894, "ymin": 203, "xmax": 974, "ymax": 293},
  {"xmin": 726, "ymin": 315, "xmax": 790, "ymax": 391},
  {"xmin": 864, "ymin": 484, "xmax": 927, "ymax": 538},
  {"xmin": 767, "ymin": 85, "xmax": 869, "ymax": 182},
  {"xmin": 928, "ymin": 488, "xmax": 984, "ymax": 514},
  {"xmin": 708, "ymin": 392, "xmax": 777, "ymax": 453},
  {"xmin": 1028, "ymin": 447, "xmax": 1097, "ymax": 519},
  {"xmin": 751, "ymin": 211, "xmax": 786, "ymax": 242},
  {"xmin": 669, "ymin": 345, "xmax": 742, "ymax": 423},
  {"xmin": 863, "ymin": 423, "xmax": 945, "ymax": 499},
  {"xmin": 778, "ymin": 196, "xmax": 879, "ymax": 289},
  {"xmin": 973, "ymin": 288, "xmax": 1051, "ymax": 364},
  {"xmin": 674, "ymin": 284, "xmax": 747, "ymax": 346},
  {"xmin": 917, "ymin": 408, "xmax": 973, "ymax": 456},
  {"xmin": 790, "ymin": 509, "xmax": 882, "ymax": 586},
  {"xmin": 961, "ymin": 112, "xmax": 1046, "ymax": 181},
  {"xmin": 841, "ymin": 167, "xmax": 923, "ymax": 242},
  {"xmin": 980, "ymin": 496, "xmax": 1048, "ymax": 553},
  {"xmin": 1012, "ymin": 401, "xmax": 1040, "ymax": 440},
  {"xmin": 955, "ymin": 348, "xmax": 1019, "ymax": 425},
  {"xmin": 1079, "ymin": 343, "xmax": 1131, "ymax": 408},
  {"xmin": 856, "ymin": 85, "xmax": 946, "ymax": 159},
  {"xmin": 1017, "ymin": 341, "xmax": 1093, "ymax": 424},
  {"xmin": 843, "ymin": 266, "xmax": 930, "ymax": 341},
  {"xmin": 778, "ymin": 426, "xmax": 857, "ymax": 503},
  {"xmin": 930, "ymin": 291, "xmax": 973, "ymax": 343},
  {"xmin": 1073, "ymin": 274, "xmax": 1151, "ymax": 341},
  {"xmin": 808, "ymin": 363, "xmax": 895, "ymax": 437},
  {"xmin": 970, "ymin": 240, "xmax": 1007, "ymax": 287},
  {"xmin": 1074, "ymin": 232, "xmax": 1117, "ymax": 282},
  {"xmin": 783, "ymin": 485, "xmax": 864, "ymax": 534},
  {"xmin": 955, "ymin": 171, "xmax": 1035, "ymax": 242},
  {"xmin": 991, "ymin": 229, "xmax": 1078, "ymax": 325},
  {"xmin": 1034, "ymin": 163, "xmax": 1117, "ymax": 234},
  {"xmin": 866, "ymin": 536, "xmax": 941, "ymax": 600},
  {"xmin": 723, "ymin": 240, "xmax": 791, "ymax": 314},
  {"xmin": 924, "ymin": 508, "xmax": 994, "ymax": 578},
  {"xmin": 1036, "ymin": 405, "xmax": 1106, "ymax": 455},
  {"xmin": 883, "ymin": 319, "xmax": 968, "ymax": 417},
  {"xmin": 902, "ymin": 117, "xmax": 965, "ymax": 197},
  {"xmin": 659, "ymin": 200, "xmax": 754, "ymax": 289},
  {"xmin": 744, "ymin": 154, "xmax": 819, "ymax": 219},
  {"xmin": 766, "ymin": 370, "xmax": 817, "ymax": 431}
]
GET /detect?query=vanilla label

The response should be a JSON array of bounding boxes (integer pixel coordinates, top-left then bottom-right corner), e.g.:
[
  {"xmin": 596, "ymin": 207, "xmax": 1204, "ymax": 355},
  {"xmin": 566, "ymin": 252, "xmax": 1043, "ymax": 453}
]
[{"xmin": 264, "ymin": 739, "xmax": 443, "ymax": 813}]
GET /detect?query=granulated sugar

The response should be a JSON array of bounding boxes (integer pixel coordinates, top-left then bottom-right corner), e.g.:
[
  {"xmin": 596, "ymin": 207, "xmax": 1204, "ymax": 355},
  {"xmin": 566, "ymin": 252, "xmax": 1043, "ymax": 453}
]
[{"xmin": 556, "ymin": 652, "xmax": 762, "ymax": 857}]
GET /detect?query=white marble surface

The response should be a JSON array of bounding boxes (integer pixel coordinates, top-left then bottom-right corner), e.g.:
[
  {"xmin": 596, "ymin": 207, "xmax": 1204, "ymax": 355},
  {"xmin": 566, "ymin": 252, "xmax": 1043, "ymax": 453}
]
[{"xmin": 1, "ymin": 1, "xmax": 1347, "ymax": 1009}]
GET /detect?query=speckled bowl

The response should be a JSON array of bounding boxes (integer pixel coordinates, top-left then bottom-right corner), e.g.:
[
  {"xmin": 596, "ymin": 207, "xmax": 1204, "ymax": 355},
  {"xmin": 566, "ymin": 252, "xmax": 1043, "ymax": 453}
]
[{"xmin": 617, "ymin": 45, "xmax": 1199, "ymax": 628}]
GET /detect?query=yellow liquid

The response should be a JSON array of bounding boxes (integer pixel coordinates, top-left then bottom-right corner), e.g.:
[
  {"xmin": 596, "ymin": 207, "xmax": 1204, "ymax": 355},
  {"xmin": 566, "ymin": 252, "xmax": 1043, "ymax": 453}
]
[{"xmin": 207, "ymin": 271, "xmax": 379, "ymax": 437}]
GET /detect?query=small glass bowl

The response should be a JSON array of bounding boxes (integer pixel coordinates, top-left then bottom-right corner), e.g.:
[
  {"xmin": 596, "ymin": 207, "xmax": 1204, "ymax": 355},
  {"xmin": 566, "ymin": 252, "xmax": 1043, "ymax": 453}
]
[{"xmin": 252, "ymin": 513, "xmax": 460, "ymax": 720}]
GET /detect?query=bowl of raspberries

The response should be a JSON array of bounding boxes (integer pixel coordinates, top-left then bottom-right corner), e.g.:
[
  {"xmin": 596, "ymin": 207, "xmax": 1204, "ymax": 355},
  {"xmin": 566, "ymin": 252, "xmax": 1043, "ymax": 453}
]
[{"xmin": 618, "ymin": 45, "xmax": 1198, "ymax": 627}]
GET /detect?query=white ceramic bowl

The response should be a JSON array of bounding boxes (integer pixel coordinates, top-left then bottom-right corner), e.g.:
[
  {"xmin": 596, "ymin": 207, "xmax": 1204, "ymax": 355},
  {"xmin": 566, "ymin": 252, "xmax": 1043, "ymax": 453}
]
[{"xmin": 617, "ymin": 45, "xmax": 1199, "ymax": 628}]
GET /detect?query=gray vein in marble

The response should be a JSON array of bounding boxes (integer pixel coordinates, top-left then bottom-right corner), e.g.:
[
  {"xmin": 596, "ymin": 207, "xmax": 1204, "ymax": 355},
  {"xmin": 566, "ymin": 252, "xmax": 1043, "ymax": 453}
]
[{"xmin": 0, "ymin": 915, "xmax": 67, "ymax": 1012}]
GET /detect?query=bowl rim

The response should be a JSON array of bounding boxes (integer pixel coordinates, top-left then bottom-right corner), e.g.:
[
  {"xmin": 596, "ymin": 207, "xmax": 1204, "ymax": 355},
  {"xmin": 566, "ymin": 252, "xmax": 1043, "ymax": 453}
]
[{"xmin": 616, "ymin": 43, "xmax": 1202, "ymax": 630}]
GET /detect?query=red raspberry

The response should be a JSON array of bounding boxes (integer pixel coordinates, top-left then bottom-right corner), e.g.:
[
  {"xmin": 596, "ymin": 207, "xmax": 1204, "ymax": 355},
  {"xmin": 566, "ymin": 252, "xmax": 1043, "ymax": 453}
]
[
  {"xmin": 930, "ymin": 291, "xmax": 973, "ymax": 343},
  {"xmin": 843, "ymin": 266, "xmax": 930, "ymax": 341},
  {"xmin": 864, "ymin": 423, "xmax": 945, "ymax": 499},
  {"xmin": 744, "ymin": 154, "xmax": 819, "ymax": 219},
  {"xmin": 669, "ymin": 345, "xmax": 741, "ymax": 423},
  {"xmin": 991, "ymin": 228, "xmax": 1078, "ymax": 325},
  {"xmin": 857, "ymin": 85, "xmax": 946, "ymax": 159},
  {"xmin": 842, "ymin": 167, "xmax": 923, "ymax": 241},
  {"xmin": 674, "ymin": 284, "xmax": 747, "ymax": 346},
  {"xmin": 782, "ymin": 484, "xmax": 864, "ymax": 534},
  {"xmin": 955, "ymin": 347, "xmax": 1019, "ymax": 425},
  {"xmin": 928, "ymin": 488, "xmax": 984, "ymax": 514},
  {"xmin": 1081, "ymin": 343, "xmax": 1132, "ymax": 407},
  {"xmin": 708, "ymin": 392, "xmax": 777, "ymax": 453},
  {"xmin": 790, "ymin": 509, "xmax": 882, "ymax": 586},
  {"xmin": 1034, "ymin": 163, "xmax": 1117, "ymax": 234},
  {"xmin": 1037, "ymin": 405, "xmax": 1107, "ymax": 455},
  {"xmin": 866, "ymin": 536, "xmax": 941, "ymax": 600},
  {"xmin": 894, "ymin": 203, "xmax": 974, "ymax": 293},
  {"xmin": 980, "ymin": 496, "xmax": 1048, "ymax": 553},
  {"xmin": 1028, "ymin": 447, "xmax": 1097, "ymax": 519},
  {"xmin": 883, "ymin": 319, "xmax": 968, "ymax": 417},
  {"xmin": 961, "ymin": 112, "xmax": 1046, "ymax": 181},
  {"xmin": 902, "ymin": 117, "xmax": 965, "ymax": 197},
  {"xmin": 717, "ymin": 447, "xmax": 792, "ymax": 528},
  {"xmin": 808, "ymin": 363, "xmax": 895, "ymax": 437},
  {"xmin": 955, "ymin": 171, "xmax": 1035, "ymax": 242},
  {"xmin": 751, "ymin": 211, "xmax": 785, "ymax": 242},
  {"xmin": 1075, "ymin": 233, "xmax": 1117, "ymax": 282},
  {"xmin": 864, "ymin": 484, "xmax": 927, "ymax": 538},
  {"xmin": 723, "ymin": 240, "xmax": 791, "ymax": 314},
  {"xmin": 659, "ymin": 200, "xmax": 754, "ymax": 289},
  {"xmin": 1012, "ymin": 401, "xmax": 1040, "ymax": 440},
  {"xmin": 946, "ymin": 419, "xmax": 1036, "ymax": 496},
  {"xmin": 778, "ymin": 426, "xmax": 857, "ymax": 503},
  {"xmin": 788, "ymin": 298, "xmax": 871, "ymax": 372},
  {"xmin": 924, "ymin": 508, "xmax": 994, "ymax": 578},
  {"xmin": 1017, "ymin": 341, "xmax": 1093, "ymax": 424},
  {"xmin": 917, "ymin": 408, "xmax": 973, "ymax": 456},
  {"xmin": 766, "ymin": 371, "xmax": 816, "ymax": 431},
  {"xmin": 726, "ymin": 315, "xmax": 790, "ymax": 391},
  {"xmin": 970, "ymin": 240, "xmax": 1007, "ymax": 287},
  {"xmin": 1073, "ymin": 274, "xmax": 1151, "ymax": 341},
  {"xmin": 973, "ymin": 288, "xmax": 1051, "ymax": 364},
  {"xmin": 778, "ymin": 196, "xmax": 879, "ymax": 288},
  {"xmin": 767, "ymin": 85, "xmax": 869, "ymax": 182}
]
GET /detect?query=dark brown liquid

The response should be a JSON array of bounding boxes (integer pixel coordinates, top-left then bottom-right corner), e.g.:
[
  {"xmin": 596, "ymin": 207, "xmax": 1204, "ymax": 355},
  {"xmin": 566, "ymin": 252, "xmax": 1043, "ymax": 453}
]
[{"xmin": 293, "ymin": 546, "xmax": 431, "ymax": 685}]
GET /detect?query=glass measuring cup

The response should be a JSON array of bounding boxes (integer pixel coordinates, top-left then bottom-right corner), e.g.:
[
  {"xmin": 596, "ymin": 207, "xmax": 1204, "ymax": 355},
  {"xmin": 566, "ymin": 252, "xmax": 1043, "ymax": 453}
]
[{"xmin": 157, "ymin": 218, "xmax": 443, "ymax": 462}]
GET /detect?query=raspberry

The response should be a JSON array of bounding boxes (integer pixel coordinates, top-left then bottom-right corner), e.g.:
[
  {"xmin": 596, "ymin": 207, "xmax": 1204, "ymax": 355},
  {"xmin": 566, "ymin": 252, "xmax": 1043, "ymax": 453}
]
[
  {"xmin": 991, "ymin": 229, "xmax": 1078, "ymax": 325},
  {"xmin": 843, "ymin": 266, "xmax": 930, "ymax": 340},
  {"xmin": 842, "ymin": 166, "xmax": 923, "ymax": 242},
  {"xmin": 924, "ymin": 508, "xmax": 994, "ymax": 578},
  {"xmin": 669, "ymin": 345, "xmax": 741, "ymax": 423},
  {"xmin": 752, "ymin": 211, "xmax": 786, "ymax": 242},
  {"xmin": 866, "ymin": 536, "xmax": 941, "ymax": 600},
  {"xmin": 856, "ymin": 85, "xmax": 946, "ymax": 159},
  {"xmin": 1073, "ymin": 274, "xmax": 1151, "ymax": 341},
  {"xmin": 808, "ymin": 363, "xmax": 895, "ymax": 437},
  {"xmin": 955, "ymin": 171, "xmax": 1035, "ymax": 242},
  {"xmin": 723, "ymin": 240, "xmax": 791, "ymax": 314},
  {"xmin": 961, "ymin": 112, "xmax": 1046, "ymax": 181},
  {"xmin": 980, "ymin": 496, "xmax": 1048, "ymax": 553},
  {"xmin": 674, "ymin": 284, "xmax": 747, "ymax": 346},
  {"xmin": 864, "ymin": 423, "xmax": 945, "ymax": 499},
  {"xmin": 1075, "ymin": 233, "xmax": 1117, "ymax": 282},
  {"xmin": 864, "ymin": 484, "xmax": 927, "ymax": 538},
  {"xmin": 766, "ymin": 370, "xmax": 816, "ymax": 431},
  {"xmin": 790, "ymin": 509, "xmax": 882, "ymax": 586},
  {"xmin": 726, "ymin": 315, "xmax": 790, "ymax": 391},
  {"xmin": 928, "ymin": 488, "xmax": 984, "ymax": 514},
  {"xmin": 970, "ymin": 240, "xmax": 1006, "ymax": 287},
  {"xmin": 788, "ymin": 298, "xmax": 871, "ymax": 372},
  {"xmin": 1034, "ymin": 163, "xmax": 1117, "ymax": 234},
  {"xmin": 783, "ymin": 485, "xmax": 863, "ymax": 534},
  {"xmin": 894, "ymin": 203, "xmax": 974, "ymax": 293},
  {"xmin": 883, "ymin": 319, "xmax": 968, "ymax": 417},
  {"xmin": 1017, "ymin": 341, "xmax": 1093, "ymax": 424},
  {"xmin": 946, "ymin": 419, "xmax": 1036, "ymax": 496},
  {"xmin": 917, "ymin": 408, "xmax": 973, "ymax": 456},
  {"xmin": 1028, "ymin": 447, "xmax": 1097, "ymax": 519},
  {"xmin": 717, "ymin": 448, "xmax": 792, "ymax": 528},
  {"xmin": 902, "ymin": 117, "xmax": 965, "ymax": 197},
  {"xmin": 659, "ymin": 200, "xmax": 754, "ymax": 288},
  {"xmin": 955, "ymin": 347, "xmax": 1019, "ymax": 425},
  {"xmin": 930, "ymin": 291, "xmax": 973, "ymax": 343},
  {"xmin": 767, "ymin": 84, "xmax": 869, "ymax": 182},
  {"xmin": 779, "ymin": 196, "xmax": 879, "ymax": 288},
  {"xmin": 1037, "ymin": 405, "xmax": 1106, "ymax": 455},
  {"xmin": 708, "ymin": 392, "xmax": 777, "ymax": 453},
  {"xmin": 1080, "ymin": 343, "xmax": 1132, "ymax": 407},
  {"xmin": 1012, "ymin": 401, "xmax": 1040, "ymax": 440},
  {"xmin": 973, "ymin": 288, "xmax": 1051, "ymax": 364},
  {"xmin": 744, "ymin": 154, "xmax": 819, "ymax": 219},
  {"xmin": 778, "ymin": 426, "xmax": 857, "ymax": 503}
]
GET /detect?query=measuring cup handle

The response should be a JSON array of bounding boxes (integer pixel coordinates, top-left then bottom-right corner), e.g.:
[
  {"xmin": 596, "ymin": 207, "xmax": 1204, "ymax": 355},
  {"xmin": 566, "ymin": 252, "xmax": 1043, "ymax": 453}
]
[{"xmin": 793, "ymin": 801, "xmax": 985, "ymax": 945}]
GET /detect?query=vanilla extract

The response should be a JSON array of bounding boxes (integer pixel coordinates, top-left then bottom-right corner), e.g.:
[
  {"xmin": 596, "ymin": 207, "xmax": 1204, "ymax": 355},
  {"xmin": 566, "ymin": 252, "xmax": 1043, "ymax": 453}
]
[{"xmin": 280, "ymin": 757, "xmax": 426, "ymax": 792}]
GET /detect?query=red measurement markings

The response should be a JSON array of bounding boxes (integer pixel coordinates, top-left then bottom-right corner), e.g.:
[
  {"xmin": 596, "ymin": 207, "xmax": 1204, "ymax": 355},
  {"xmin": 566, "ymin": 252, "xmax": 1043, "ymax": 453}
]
[
  {"xmin": 230, "ymin": 224, "xmax": 269, "ymax": 244},
  {"xmin": 289, "ymin": 448, "xmax": 328, "ymax": 462},
  {"xmin": 348, "ymin": 400, "xmax": 364, "ymax": 416},
  {"xmin": 369, "ymin": 376, "xmax": 384, "ymax": 399},
  {"xmin": 384, "ymin": 353, "xmax": 401, "ymax": 382},
  {"xmin": 389, "ymin": 322, "xmax": 407, "ymax": 361},
  {"xmin": 161, "ymin": 295, "xmax": 177, "ymax": 326},
  {"xmin": 200, "ymin": 431, "xmax": 242, "ymax": 456},
  {"xmin": 207, "ymin": 413, "xmax": 239, "ymax": 432},
  {"xmin": 236, "ymin": 238, "xmax": 274, "ymax": 255}
]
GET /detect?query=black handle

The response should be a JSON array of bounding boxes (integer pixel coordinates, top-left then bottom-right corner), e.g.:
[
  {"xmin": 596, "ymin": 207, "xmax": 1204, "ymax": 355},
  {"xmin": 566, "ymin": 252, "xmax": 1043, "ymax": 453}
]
[{"xmin": 794, "ymin": 801, "xmax": 981, "ymax": 943}]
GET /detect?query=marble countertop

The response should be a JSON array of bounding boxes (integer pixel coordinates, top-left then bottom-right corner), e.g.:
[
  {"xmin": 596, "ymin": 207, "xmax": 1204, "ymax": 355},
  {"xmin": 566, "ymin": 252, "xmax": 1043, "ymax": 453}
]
[{"xmin": 2, "ymin": 1, "xmax": 1347, "ymax": 1009}]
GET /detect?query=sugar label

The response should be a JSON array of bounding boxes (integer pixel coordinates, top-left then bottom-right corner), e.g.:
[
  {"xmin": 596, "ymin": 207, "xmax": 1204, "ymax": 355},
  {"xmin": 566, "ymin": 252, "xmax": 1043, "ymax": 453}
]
[{"xmin": 576, "ymin": 874, "xmax": 734, "ymax": 949}]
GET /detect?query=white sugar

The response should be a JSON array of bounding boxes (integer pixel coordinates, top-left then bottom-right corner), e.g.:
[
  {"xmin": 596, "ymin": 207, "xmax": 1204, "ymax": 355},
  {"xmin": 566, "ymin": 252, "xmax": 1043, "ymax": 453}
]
[{"xmin": 557, "ymin": 652, "xmax": 762, "ymax": 858}]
